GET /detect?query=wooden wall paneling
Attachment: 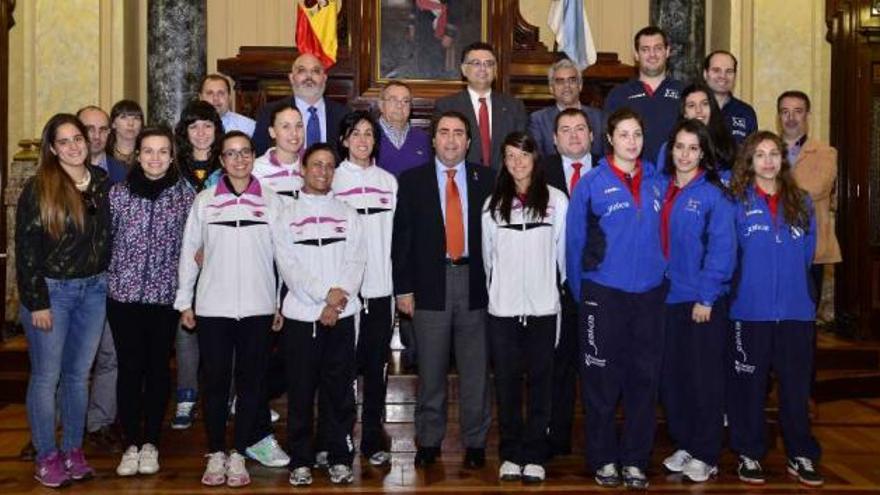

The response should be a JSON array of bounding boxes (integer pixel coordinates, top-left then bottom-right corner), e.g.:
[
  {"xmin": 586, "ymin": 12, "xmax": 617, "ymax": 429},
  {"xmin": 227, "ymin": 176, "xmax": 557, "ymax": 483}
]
[
  {"xmin": 218, "ymin": 0, "xmax": 635, "ymax": 124},
  {"xmin": 827, "ymin": 0, "xmax": 880, "ymax": 338}
]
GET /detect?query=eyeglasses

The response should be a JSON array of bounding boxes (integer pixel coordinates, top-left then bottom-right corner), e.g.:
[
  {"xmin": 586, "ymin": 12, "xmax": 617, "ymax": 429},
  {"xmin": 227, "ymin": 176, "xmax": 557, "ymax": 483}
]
[
  {"xmin": 382, "ymin": 97, "xmax": 412, "ymax": 106},
  {"xmin": 222, "ymin": 148, "xmax": 254, "ymax": 160},
  {"xmin": 55, "ymin": 135, "xmax": 86, "ymax": 147},
  {"xmin": 463, "ymin": 59, "xmax": 497, "ymax": 69},
  {"xmin": 553, "ymin": 76, "xmax": 579, "ymax": 86}
]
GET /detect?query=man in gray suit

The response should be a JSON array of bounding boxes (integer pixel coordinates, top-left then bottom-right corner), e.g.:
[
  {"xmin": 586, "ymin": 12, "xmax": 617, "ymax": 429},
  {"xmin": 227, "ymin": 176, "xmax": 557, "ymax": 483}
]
[
  {"xmin": 529, "ymin": 58, "xmax": 604, "ymax": 159},
  {"xmin": 434, "ymin": 42, "xmax": 528, "ymax": 170}
]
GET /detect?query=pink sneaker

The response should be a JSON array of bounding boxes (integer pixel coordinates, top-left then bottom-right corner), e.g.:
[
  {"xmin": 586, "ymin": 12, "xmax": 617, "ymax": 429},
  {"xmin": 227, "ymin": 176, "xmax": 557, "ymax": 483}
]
[
  {"xmin": 63, "ymin": 448, "xmax": 95, "ymax": 480},
  {"xmin": 34, "ymin": 451, "xmax": 71, "ymax": 488}
]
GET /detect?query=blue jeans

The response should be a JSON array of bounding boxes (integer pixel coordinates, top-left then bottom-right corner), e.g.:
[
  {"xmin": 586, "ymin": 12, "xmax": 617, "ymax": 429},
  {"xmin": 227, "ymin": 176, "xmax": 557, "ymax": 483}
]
[{"xmin": 22, "ymin": 274, "xmax": 108, "ymax": 458}]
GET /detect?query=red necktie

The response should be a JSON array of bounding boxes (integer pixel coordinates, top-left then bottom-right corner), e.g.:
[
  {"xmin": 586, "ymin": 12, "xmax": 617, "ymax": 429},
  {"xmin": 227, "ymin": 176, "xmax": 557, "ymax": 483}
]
[
  {"xmin": 570, "ymin": 162, "xmax": 583, "ymax": 194},
  {"xmin": 445, "ymin": 169, "xmax": 464, "ymax": 260},
  {"xmin": 478, "ymin": 97, "xmax": 491, "ymax": 167}
]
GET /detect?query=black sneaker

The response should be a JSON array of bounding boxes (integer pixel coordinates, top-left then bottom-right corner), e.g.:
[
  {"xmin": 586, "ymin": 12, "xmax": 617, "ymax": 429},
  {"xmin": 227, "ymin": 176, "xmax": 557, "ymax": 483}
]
[
  {"xmin": 787, "ymin": 457, "xmax": 824, "ymax": 487},
  {"xmin": 737, "ymin": 455, "xmax": 765, "ymax": 485}
]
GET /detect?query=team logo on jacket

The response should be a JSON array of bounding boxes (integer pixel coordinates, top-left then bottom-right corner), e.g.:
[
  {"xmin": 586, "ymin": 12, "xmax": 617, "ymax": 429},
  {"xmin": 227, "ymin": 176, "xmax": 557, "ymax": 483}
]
[
  {"xmin": 604, "ymin": 186, "xmax": 621, "ymax": 194},
  {"xmin": 335, "ymin": 226, "xmax": 346, "ymax": 233},
  {"xmin": 664, "ymin": 88, "xmax": 680, "ymax": 99},
  {"xmin": 653, "ymin": 198, "xmax": 661, "ymax": 212},
  {"xmin": 606, "ymin": 201, "xmax": 629, "ymax": 215},
  {"xmin": 790, "ymin": 226, "xmax": 804, "ymax": 239},
  {"xmin": 732, "ymin": 117, "xmax": 746, "ymax": 129},
  {"xmin": 253, "ymin": 210, "xmax": 264, "ymax": 218},
  {"xmin": 685, "ymin": 198, "xmax": 701, "ymax": 214},
  {"xmin": 746, "ymin": 208, "xmax": 763, "ymax": 216},
  {"xmin": 745, "ymin": 224, "xmax": 770, "ymax": 236}
]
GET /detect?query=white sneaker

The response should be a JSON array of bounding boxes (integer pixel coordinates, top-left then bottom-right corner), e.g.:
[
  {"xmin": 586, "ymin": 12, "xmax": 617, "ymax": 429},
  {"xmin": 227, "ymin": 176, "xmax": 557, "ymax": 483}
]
[
  {"xmin": 663, "ymin": 449, "xmax": 692, "ymax": 472},
  {"xmin": 225, "ymin": 451, "xmax": 250, "ymax": 487},
  {"xmin": 368, "ymin": 450, "xmax": 391, "ymax": 466},
  {"xmin": 116, "ymin": 446, "xmax": 139, "ymax": 476},
  {"xmin": 329, "ymin": 464, "xmax": 354, "ymax": 484},
  {"xmin": 289, "ymin": 466, "xmax": 313, "ymax": 486},
  {"xmin": 682, "ymin": 457, "xmax": 718, "ymax": 483},
  {"xmin": 314, "ymin": 450, "xmax": 329, "ymax": 469},
  {"xmin": 522, "ymin": 464, "xmax": 545, "ymax": 483},
  {"xmin": 137, "ymin": 443, "xmax": 160, "ymax": 474},
  {"xmin": 499, "ymin": 460, "xmax": 522, "ymax": 481},
  {"xmin": 201, "ymin": 451, "xmax": 227, "ymax": 486},
  {"xmin": 245, "ymin": 435, "xmax": 290, "ymax": 467}
]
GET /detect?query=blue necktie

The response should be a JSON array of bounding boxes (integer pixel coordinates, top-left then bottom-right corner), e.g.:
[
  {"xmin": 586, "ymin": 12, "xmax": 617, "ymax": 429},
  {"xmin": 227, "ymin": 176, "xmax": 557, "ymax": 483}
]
[{"xmin": 307, "ymin": 106, "xmax": 321, "ymax": 148}]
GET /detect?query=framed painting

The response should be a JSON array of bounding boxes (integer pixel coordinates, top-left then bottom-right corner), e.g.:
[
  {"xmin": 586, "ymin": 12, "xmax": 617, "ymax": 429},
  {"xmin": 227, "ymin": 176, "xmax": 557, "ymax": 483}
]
[{"xmin": 377, "ymin": 0, "xmax": 488, "ymax": 81}]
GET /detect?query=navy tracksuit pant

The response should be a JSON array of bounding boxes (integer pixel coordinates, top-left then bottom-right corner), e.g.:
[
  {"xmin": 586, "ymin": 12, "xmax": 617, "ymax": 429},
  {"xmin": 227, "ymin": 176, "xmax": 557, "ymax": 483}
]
[
  {"xmin": 488, "ymin": 314, "xmax": 556, "ymax": 465},
  {"xmin": 660, "ymin": 299, "xmax": 727, "ymax": 465},
  {"xmin": 578, "ymin": 279, "xmax": 667, "ymax": 471},
  {"xmin": 356, "ymin": 296, "xmax": 394, "ymax": 456},
  {"xmin": 285, "ymin": 316, "xmax": 357, "ymax": 469},
  {"xmin": 726, "ymin": 320, "xmax": 821, "ymax": 462},
  {"xmin": 548, "ymin": 288, "xmax": 579, "ymax": 455}
]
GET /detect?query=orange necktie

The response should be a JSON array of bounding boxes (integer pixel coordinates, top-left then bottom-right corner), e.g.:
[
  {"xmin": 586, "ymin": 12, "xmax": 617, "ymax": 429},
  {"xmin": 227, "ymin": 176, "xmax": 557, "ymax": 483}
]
[
  {"xmin": 478, "ymin": 97, "xmax": 491, "ymax": 167},
  {"xmin": 570, "ymin": 161, "xmax": 583, "ymax": 194},
  {"xmin": 445, "ymin": 169, "xmax": 464, "ymax": 260}
]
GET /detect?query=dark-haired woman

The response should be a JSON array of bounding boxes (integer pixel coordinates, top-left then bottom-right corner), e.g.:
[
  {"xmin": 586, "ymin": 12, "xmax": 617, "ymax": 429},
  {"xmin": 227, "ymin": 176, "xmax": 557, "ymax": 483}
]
[
  {"xmin": 253, "ymin": 103, "xmax": 304, "ymax": 203},
  {"xmin": 171, "ymin": 100, "xmax": 224, "ymax": 429},
  {"xmin": 106, "ymin": 99, "xmax": 144, "ymax": 167},
  {"xmin": 565, "ymin": 108, "xmax": 667, "ymax": 490},
  {"xmin": 726, "ymin": 131, "xmax": 823, "ymax": 487},
  {"xmin": 175, "ymin": 131, "xmax": 286, "ymax": 487},
  {"xmin": 657, "ymin": 120, "xmax": 736, "ymax": 482},
  {"xmin": 107, "ymin": 127, "xmax": 195, "ymax": 477},
  {"xmin": 482, "ymin": 132, "xmax": 567, "ymax": 483},
  {"xmin": 16, "ymin": 114, "xmax": 111, "ymax": 487},
  {"xmin": 656, "ymin": 83, "xmax": 736, "ymax": 172},
  {"xmin": 332, "ymin": 111, "xmax": 398, "ymax": 466}
]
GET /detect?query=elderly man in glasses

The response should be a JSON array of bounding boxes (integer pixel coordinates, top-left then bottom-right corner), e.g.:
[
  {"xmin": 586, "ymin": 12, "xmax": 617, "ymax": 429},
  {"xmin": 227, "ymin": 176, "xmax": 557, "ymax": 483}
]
[{"xmin": 528, "ymin": 58, "xmax": 605, "ymax": 159}]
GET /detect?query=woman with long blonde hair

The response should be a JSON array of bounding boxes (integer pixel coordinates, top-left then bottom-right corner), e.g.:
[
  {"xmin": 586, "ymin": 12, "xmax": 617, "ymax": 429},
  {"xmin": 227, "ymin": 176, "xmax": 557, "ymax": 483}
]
[{"xmin": 16, "ymin": 113, "xmax": 112, "ymax": 488}]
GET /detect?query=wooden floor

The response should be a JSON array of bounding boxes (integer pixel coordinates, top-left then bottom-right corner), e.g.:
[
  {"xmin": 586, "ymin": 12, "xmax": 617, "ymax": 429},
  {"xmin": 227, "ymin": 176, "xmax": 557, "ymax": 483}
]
[{"xmin": 1, "ymin": 398, "xmax": 880, "ymax": 493}]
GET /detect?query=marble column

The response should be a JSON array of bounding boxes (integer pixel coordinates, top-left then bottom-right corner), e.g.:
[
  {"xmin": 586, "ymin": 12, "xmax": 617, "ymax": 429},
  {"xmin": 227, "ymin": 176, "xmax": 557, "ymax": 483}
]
[
  {"xmin": 147, "ymin": 0, "xmax": 206, "ymax": 127},
  {"xmin": 650, "ymin": 0, "xmax": 705, "ymax": 84}
]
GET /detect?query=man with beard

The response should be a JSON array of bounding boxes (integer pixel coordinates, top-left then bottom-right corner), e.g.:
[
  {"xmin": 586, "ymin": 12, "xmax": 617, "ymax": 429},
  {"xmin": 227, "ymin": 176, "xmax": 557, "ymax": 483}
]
[
  {"xmin": 603, "ymin": 26, "xmax": 684, "ymax": 160},
  {"xmin": 253, "ymin": 53, "xmax": 350, "ymax": 155}
]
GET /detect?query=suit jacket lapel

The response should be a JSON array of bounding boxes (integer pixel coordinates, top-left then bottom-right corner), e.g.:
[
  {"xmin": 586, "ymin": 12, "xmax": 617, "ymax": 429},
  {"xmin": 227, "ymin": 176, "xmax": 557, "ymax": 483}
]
[{"xmin": 465, "ymin": 164, "xmax": 483, "ymax": 235}]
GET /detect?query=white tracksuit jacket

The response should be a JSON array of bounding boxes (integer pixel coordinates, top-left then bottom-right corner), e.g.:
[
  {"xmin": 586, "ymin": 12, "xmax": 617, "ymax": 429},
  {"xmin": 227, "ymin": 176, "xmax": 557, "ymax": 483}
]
[
  {"xmin": 174, "ymin": 176, "xmax": 285, "ymax": 319},
  {"xmin": 481, "ymin": 186, "xmax": 569, "ymax": 318},
  {"xmin": 253, "ymin": 147, "xmax": 303, "ymax": 206},
  {"xmin": 280, "ymin": 190, "xmax": 366, "ymax": 322},
  {"xmin": 331, "ymin": 160, "xmax": 397, "ymax": 302}
]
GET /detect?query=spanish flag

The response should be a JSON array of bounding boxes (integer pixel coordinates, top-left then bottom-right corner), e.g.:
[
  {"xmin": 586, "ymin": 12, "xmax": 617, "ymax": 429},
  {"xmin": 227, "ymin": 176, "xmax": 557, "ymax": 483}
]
[{"xmin": 295, "ymin": 0, "xmax": 339, "ymax": 68}]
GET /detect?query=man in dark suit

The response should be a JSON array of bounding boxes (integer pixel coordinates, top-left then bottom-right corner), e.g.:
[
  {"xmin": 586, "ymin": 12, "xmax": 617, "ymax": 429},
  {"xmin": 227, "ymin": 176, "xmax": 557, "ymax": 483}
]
[
  {"xmin": 434, "ymin": 42, "xmax": 528, "ymax": 170},
  {"xmin": 252, "ymin": 53, "xmax": 349, "ymax": 155},
  {"xmin": 392, "ymin": 111, "xmax": 494, "ymax": 469},
  {"xmin": 542, "ymin": 107, "xmax": 599, "ymax": 457},
  {"xmin": 529, "ymin": 58, "xmax": 605, "ymax": 159}
]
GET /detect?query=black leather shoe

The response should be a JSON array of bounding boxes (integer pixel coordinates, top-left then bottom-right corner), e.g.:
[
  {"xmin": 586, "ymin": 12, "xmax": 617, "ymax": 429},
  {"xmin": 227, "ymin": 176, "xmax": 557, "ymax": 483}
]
[
  {"xmin": 463, "ymin": 448, "xmax": 486, "ymax": 469},
  {"xmin": 414, "ymin": 446, "xmax": 439, "ymax": 468},
  {"xmin": 19, "ymin": 440, "xmax": 36, "ymax": 461}
]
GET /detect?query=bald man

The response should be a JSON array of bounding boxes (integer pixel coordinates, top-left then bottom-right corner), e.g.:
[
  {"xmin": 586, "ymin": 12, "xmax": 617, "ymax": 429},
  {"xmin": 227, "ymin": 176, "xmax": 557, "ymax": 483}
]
[{"xmin": 253, "ymin": 53, "xmax": 350, "ymax": 155}]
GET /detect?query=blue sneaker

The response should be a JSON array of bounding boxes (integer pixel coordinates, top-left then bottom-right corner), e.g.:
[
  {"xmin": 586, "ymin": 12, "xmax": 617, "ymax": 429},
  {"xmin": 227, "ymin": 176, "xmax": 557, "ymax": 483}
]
[{"xmin": 172, "ymin": 388, "xmax": 197, "ymax": 430}]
